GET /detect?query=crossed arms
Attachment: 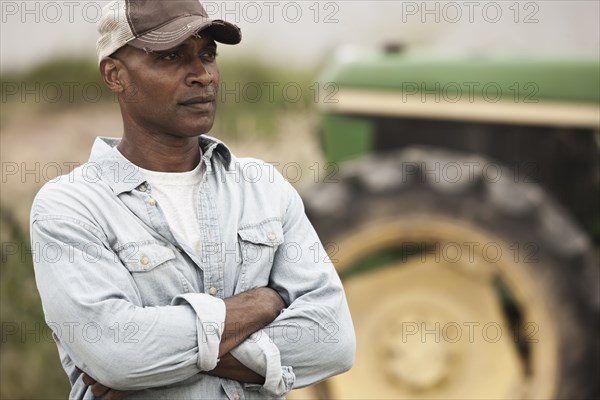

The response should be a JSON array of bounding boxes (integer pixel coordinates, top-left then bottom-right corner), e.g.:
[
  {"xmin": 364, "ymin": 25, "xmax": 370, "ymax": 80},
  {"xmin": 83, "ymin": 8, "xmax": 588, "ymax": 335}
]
[
  {"xmin": 31, "ymin": 185, "xmax": 355, "ymax": 398},
  {"xmin": 77, "ymin": 287, "xmax": 286, "ymax": 399}
]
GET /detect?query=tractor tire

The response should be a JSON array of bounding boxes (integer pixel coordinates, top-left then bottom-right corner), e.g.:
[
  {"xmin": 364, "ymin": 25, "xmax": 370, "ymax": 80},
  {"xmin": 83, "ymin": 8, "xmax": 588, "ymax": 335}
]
[{"xmin": 297, "ymin": 146, "xmax": 599, "ymax": 400}]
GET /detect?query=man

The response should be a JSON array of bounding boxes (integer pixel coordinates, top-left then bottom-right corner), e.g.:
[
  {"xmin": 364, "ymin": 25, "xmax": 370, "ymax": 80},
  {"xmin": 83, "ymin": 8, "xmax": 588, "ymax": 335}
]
[{"xmin": 29, "ymin": 1, "xmax": 355, "ymax": 399}]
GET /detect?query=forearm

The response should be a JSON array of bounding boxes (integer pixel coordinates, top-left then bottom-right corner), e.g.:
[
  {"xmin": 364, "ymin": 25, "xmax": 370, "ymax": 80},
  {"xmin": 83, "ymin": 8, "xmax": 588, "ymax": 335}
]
[
  {"xmin": 206, "ymin": 353, "xmax": 265, "ymax": 384},
  {"xmin": 220, "ymin": 287, "xmax": 285, "ymax": 356},
  {"xmin": 200, "ymin": 287, "xmax": 284, "ymax": 385}
]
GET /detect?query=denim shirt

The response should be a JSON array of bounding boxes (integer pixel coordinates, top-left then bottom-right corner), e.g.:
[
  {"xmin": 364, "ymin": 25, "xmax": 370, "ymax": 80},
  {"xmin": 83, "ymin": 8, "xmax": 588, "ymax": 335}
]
[{"xmin": 30, "ymin": 135, "xmax": 356, "ymax": 400}]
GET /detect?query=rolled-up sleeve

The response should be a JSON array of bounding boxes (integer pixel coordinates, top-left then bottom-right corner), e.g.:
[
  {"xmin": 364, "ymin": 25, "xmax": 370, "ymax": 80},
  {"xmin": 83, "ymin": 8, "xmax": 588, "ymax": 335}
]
[
  {"xmin": 230, "ymin": 331, "xmax": 294, "ymax": 396},
  {"xmin": 171, "ymin": 293, "xmax": 226, "ymax": 371},
  {"xmin": 30, "ymin": 216, "xmax": 226, "ymax": 390}
]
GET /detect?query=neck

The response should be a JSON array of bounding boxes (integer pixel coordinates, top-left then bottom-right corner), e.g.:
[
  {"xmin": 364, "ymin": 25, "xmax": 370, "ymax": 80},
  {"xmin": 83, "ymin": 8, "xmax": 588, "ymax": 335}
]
[{"xmin": 118, "ymin": 120, "xmax": 201, "ymax": 173}]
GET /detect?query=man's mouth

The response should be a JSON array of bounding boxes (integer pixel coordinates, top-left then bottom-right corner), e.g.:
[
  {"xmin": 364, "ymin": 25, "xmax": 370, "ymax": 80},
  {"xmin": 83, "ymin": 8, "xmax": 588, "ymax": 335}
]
[
  {"xmin": 179, "ymin": 95, "xmax": 216, "ymax": 111},
  {"xmin": 180, "ymin": 95, "xmax": 216, "ymax": 105}
]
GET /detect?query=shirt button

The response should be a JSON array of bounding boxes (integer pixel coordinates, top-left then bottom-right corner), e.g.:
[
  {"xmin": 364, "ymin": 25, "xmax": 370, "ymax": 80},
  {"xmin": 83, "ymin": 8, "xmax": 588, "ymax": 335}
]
[
  {"xmin": 137, "ymin": 183, "xmax": 147, "ymax": 192},
  {"xmin": 208, "ymin": 287, "xmax": 217, "ymax": 296},
  {"xmin": 140, "ymin": 255, "xmax": 150, "ymax": 265},
  {"xmin": 232, "ymin": 392, "xmax": 241, "ymax": 400},
  {"xmin": 175, "ymin": 247, "xmax": 183, "ymax": 253},
  {"xmin": 148, "ymin": 198, "xmax": 157, "ymax": 206},
  {"xmin": 267, "ymin": 232, "xmax": 277, "ymax": 241}
]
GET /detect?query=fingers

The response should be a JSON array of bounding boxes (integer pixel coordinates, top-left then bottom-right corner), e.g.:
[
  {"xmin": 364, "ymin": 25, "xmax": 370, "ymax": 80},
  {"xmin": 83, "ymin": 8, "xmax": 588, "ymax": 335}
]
[
  {"xmin": 81, "ymin": 373, "xmax": 97, "ymax": 386},
  {"xmin": 91, "ymin": 382, "xmax": 111, "ymax": 397},
  {"xmin": 76, "ymin": 368, "xmax": 112, "ymax": 398}
]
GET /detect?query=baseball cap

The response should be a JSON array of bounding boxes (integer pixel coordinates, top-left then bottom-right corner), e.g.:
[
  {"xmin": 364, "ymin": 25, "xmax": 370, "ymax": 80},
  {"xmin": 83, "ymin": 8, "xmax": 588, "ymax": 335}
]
[{"xmin": 96, "ymin": 0, "xmax": 241, "ymax": 64}]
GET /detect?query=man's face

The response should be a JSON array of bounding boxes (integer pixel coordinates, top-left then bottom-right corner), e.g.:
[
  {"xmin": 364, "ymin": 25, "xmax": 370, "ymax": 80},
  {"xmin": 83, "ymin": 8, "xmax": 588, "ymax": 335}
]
[{"xmin": 113, "ymin": 34, "xmax": 219, "ymax": 138}]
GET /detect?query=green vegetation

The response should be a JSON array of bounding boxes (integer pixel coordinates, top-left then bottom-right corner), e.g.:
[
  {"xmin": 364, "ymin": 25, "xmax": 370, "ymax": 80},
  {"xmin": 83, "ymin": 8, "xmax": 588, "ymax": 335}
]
[
  {"xmin": 1, "ymin": 207, "xmax": 71, "ymax": 399},
  {"xmin": 1, "ymin": 58, "xmax": 112, "ymax": 108},
  {"xmin": 217, "ymin": 57, "xmax": 315, "ymax": 138}
]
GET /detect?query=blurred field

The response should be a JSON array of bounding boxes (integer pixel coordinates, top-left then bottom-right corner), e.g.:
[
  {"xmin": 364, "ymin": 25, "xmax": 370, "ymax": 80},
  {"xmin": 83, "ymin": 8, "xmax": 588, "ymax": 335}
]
[{"xmin": 0, "ymin": 57, "xmax": 322, "ymax": 399}]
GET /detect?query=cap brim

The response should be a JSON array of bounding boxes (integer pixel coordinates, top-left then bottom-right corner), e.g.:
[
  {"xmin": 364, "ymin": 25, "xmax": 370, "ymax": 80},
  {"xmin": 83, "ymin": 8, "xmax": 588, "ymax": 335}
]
[{"xmin": 127, "ymin": 15, "xmax": 241, "ymax": 52}]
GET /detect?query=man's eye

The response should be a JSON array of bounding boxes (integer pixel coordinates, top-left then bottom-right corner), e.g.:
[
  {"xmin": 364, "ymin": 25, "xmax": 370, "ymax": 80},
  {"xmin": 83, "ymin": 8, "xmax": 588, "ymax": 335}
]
[
  {"xmin": 160, "ymin": 52, "xmax": 180, "ymax": 61},
  {"xmin": 202, "ymin": 50, "xmax": 218, "ymax": 62}
]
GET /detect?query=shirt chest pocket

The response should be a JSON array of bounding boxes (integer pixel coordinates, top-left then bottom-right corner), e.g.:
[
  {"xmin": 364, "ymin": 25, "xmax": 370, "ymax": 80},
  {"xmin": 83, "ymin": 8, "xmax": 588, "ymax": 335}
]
[
  {"xmin": 235, "ymin": 219, "xmax": 284, "ymax": 293},
  {"xmin": 117, "ymin": 242, "xmax": 192, "ymax": 306}
]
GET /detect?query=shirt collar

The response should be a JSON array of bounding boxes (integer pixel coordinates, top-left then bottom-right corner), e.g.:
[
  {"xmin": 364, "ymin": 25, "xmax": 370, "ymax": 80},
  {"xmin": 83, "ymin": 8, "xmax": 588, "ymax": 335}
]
[{"xmin": 88, "ymin": 135, "xmax": 233, "ymax": 195}]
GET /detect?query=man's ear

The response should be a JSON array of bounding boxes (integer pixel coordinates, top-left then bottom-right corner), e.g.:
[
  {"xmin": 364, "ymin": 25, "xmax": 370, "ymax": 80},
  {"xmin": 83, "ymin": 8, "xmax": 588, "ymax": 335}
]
[{"xmin": 100, "ymin": 57, "xmax": 126, "ymax": 94}]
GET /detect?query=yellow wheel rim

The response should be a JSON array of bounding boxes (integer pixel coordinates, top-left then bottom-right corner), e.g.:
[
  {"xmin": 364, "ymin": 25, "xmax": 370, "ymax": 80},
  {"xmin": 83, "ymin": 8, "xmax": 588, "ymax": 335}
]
[{"xmin": 292, "ymin": 215, "xmax": 558, "ymax": 400}]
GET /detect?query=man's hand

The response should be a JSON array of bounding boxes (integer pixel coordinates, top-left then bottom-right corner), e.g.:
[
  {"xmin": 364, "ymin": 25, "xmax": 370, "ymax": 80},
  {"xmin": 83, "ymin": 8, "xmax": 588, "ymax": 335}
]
[{"xmin": 76, "ymin": 368, "xmax": 138, "ymax": 400}]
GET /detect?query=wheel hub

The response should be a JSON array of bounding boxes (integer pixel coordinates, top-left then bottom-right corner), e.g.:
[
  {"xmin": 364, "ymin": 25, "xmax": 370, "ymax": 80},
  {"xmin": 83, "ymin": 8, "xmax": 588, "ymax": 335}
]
[{"xmin": 383, "ymin": 314, "xmax": 451, "ymax": 390}]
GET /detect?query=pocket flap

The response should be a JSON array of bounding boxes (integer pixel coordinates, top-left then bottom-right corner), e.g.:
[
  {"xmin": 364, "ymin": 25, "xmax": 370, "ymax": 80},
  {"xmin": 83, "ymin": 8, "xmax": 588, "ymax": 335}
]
[
  {"xmin": 117, "ymin": 242, "xmax": 177, "ymax": 272},
  {"xmin": 238, "ymin": 220, "xmax": 284, "ymax": 247}
]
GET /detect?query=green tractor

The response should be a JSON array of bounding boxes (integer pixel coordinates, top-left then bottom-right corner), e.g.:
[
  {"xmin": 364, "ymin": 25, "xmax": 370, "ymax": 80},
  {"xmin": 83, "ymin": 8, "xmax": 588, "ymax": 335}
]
[{"xmin": 296, "ymin": 48, "xmax": 599, "ymax": 399}]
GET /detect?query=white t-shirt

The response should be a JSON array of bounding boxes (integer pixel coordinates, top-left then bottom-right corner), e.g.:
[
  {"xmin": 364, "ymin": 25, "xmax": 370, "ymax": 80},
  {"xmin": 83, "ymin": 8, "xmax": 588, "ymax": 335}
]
[{"xmin": 117, "ymin": 149, "xmax": 206, "ymax": 255}]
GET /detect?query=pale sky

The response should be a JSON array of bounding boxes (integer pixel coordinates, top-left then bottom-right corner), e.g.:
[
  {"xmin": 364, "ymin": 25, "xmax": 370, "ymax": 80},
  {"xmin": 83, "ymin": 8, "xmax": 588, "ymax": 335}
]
[{"xmin": 1, "ymin": 1, "xmax": 599, "ymax": 72}]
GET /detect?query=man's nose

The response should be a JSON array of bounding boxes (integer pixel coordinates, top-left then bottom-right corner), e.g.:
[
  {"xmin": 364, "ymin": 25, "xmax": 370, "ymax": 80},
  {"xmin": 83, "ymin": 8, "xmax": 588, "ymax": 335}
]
[{"xmin": 185, "ymin": 59, "xmax": 213, "ymax": 86}]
